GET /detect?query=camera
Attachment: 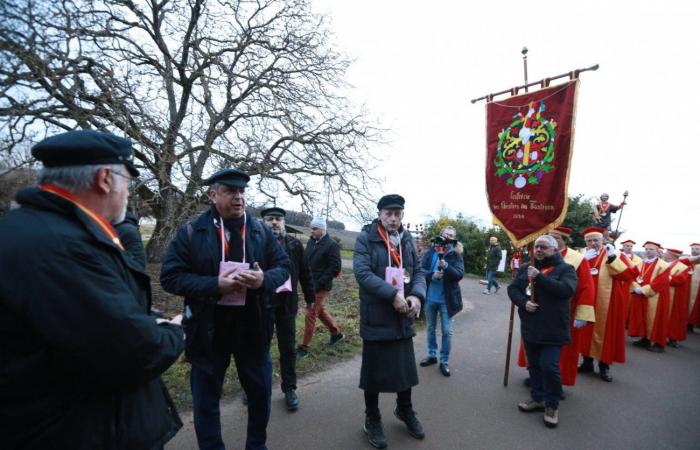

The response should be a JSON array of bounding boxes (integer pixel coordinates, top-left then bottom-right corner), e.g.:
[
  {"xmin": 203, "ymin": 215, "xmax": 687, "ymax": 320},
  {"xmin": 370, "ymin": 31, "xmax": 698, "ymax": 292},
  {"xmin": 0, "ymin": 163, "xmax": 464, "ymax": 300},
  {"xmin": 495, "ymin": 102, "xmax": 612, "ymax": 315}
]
[{"xmin": 432, "ymin": 235, "xmax": 456, "ymax": 254}]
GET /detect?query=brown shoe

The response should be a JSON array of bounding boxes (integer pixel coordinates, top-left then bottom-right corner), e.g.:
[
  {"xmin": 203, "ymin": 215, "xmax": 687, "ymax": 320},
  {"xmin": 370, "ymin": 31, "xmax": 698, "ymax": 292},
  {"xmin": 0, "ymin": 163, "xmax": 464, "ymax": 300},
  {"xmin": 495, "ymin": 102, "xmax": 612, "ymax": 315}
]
[
  {"xmin": 518, "ymin": 399, "xmax": 545, "ymax": 412},
  {"xmin": 544, "ymin": 407, "xmax": 559, "ymax": 428}
]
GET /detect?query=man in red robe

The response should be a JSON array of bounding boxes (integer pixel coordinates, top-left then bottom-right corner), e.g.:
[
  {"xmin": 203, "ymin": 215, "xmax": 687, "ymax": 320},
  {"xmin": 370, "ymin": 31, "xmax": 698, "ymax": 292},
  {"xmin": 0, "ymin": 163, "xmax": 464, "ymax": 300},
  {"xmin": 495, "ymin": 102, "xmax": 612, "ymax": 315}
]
[
  {"xmin": 578, "ymin": 227, "xmax": 637, "ymax": 382},
  {"xmin": 620, "ymin": 239, "xmax": 643, "ymax": 324},
  {"xmin": 628, "ymin": 241, "xmax": 670, "ymax": 353},
  {"xmin": 663, "ymin": 249, "xmax": 691, "ymax": 347},
  {"xmin": 682, "ymin": 243, "xmax": 700, "ymax": 332},
  {"xmin": 516, "ymin": 227, "xmax": 595, "ymax": 388}
]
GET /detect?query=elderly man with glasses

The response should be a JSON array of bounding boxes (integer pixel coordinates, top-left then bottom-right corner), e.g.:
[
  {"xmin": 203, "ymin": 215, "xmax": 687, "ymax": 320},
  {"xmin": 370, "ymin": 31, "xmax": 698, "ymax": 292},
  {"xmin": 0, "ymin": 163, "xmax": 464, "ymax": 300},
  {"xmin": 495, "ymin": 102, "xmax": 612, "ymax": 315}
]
[{"xmin": 508, "ymin": 234, "xmax": 577, "ymax": 429}]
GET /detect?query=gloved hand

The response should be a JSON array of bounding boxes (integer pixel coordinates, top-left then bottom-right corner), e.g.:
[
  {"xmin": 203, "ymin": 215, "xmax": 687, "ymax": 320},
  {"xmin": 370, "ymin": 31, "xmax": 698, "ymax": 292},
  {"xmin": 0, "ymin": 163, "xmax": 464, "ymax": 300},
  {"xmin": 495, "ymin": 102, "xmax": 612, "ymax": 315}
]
[
  {"xmin": 605, "ymin": 243, "xmax": 616, "ymax": 257},
  {"xmin": 633, "ymin": 287, "xmax": 643, "ymax": 295},
  {"xmin": 573, "ymin": 319, "xmax": 587, "ymax": 329},
  {"xmin": 584, "ymin": 248, "xmax": 598, "ymax": 260}
]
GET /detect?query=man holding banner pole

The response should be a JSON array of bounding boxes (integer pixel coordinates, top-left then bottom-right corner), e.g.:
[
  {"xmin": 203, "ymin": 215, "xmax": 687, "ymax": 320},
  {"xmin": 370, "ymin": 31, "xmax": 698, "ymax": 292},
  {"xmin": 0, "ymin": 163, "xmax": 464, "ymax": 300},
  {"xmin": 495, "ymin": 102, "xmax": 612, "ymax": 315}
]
[{"xmin": 508, "ymin": 234, "xmax": 577, "ymax": 428}]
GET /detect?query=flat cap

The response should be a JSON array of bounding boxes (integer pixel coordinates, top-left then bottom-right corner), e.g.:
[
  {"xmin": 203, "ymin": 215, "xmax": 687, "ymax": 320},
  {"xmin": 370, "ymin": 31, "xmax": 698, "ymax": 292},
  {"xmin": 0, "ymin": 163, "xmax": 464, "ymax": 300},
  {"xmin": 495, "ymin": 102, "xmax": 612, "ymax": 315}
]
[
  {"xmin": 377, "ymin": 194, "xmax": 405, "ymax": 210},
  {"xmin": 260, "ymin": 207, "xmax": 286, "ymax": 217},
  {"xmin": 32, "ymin": 130, "xmax": 139, "ymax": 177},
  {"xmin": 205, "ymin": 168, "xmax": 250, "ymax": 188}
]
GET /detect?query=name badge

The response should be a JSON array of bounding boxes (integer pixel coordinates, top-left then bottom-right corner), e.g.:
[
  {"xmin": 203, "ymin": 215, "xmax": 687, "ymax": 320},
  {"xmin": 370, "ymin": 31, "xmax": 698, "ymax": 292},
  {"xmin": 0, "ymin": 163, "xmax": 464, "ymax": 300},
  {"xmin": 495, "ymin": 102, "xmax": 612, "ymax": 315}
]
[
  {"xmin": 590, "ymin": 267, "xmax": 599, "ymax": 276},
  {"xmin": 525, "ymin": 285, "xmax": 532, "ymax": 297}
]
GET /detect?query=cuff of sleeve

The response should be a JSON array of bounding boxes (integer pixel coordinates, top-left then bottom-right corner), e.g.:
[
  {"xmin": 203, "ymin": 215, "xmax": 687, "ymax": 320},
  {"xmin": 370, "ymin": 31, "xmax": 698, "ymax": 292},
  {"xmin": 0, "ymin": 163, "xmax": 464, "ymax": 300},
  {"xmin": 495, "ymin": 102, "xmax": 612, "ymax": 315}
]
[
  {"xmin": 641, "ymin": 285, "xmax": 656, "ymax": 297},
  {"xmin": 574, "ymin": 305, "xmax": 596, "ymax": 322}
]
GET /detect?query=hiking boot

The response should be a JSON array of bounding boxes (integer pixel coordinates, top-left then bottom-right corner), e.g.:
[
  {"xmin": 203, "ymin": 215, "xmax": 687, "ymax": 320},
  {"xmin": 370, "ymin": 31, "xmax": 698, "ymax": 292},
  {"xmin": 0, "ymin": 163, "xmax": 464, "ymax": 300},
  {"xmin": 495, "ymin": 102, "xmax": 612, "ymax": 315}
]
[
  {"xmin": 285, "ymin": 390, "xmax": 299, "ymax": 412},
  {"xmin": 364, "ymin": 416, "xmax": 387, "ymax": 449},
  {"xmin": 420, "ymin": 356, "xmax": 437, "ymax": 366},
  {"xmin": 544, "ymin": 407, "xmax": 559, "ymax": 428},
  {"xmin": 577, "ymin": 358, "xmax": 594, "ymax": 373},
  {"xmin": 328, "ymin": 333, "xmax": 344, "ymax": 346},
  {"xmin": 394, "ymin": 407, "xmax": 425, "ymax": 439},
  {"xmin": 598, "ymin": 366, "xmax": 613, "ymax": 382},
  {"xmin": 518, "ymin": 398, "xmax": 545, "ymax": 412},
  {"xmin": 633, "ymin": 337, "xmax": 650, "ymax": 347},
  {"xmin": 296, "ymin": 346, "xmax": 310, "ymax": 358}
]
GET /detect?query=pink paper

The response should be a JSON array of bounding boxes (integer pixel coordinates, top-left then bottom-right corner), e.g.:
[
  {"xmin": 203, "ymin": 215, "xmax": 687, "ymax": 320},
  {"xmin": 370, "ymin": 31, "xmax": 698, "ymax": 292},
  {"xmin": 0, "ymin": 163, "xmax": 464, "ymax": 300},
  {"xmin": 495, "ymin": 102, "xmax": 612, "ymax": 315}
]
[
  {"xmin": 276, "ymin": 276, "xmax": 293, "ymax": 293},
  {"xmin": 218, "ymin": 261, "xmax": 249, "ymax": 306},
  {"xmin": 385, "ymin": 266, "xmax": 404, "ymax": 297}
]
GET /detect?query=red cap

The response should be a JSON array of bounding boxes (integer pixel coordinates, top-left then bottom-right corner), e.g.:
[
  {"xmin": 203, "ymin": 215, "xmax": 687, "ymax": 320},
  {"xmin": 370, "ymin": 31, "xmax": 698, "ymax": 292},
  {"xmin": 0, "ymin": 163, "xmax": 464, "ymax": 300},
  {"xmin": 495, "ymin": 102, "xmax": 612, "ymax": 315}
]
[
  {"xmin": 550, "ymin": 226, "xmax": 572, "ymax": 237},
  {"xmin": 666, "ymin": 248, "xmax": 683, "ymax": 257},
  {"xmin": 581, "ymin": 227, "xmax": 605, "ymax": 238},
  {"xmin": 620, "ymin": 239, "xmax": 636, "ymax": 245},
  {"xmin": 643, "ymin": 241, "xmax": 662, "ymax": 249},
  {"xmin": 691, "ymin": 243, "xmax": 700, "ymax": 248}
]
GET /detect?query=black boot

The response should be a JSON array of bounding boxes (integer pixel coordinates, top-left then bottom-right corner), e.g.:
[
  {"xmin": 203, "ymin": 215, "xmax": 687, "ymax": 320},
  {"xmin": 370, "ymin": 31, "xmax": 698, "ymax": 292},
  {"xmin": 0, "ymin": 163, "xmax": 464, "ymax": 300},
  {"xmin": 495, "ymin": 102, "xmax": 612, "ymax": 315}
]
[
  {"xmin": 633, "ymin": 337, "xmax": 650, "ymax": 347},
  {"xmin": 598, "ymin": 363, "xmax": 612, "ymax": 382},
  {"xmin": 394, "ymin": 407, "xmax": 425, "ymax": 439},
  {"xmin": 364, "ymin": 415, "xmax": 387, "ymax": 449},
  {"xmin": 578, "ymin": 357, "xmax": 594, "ymax": 373}
]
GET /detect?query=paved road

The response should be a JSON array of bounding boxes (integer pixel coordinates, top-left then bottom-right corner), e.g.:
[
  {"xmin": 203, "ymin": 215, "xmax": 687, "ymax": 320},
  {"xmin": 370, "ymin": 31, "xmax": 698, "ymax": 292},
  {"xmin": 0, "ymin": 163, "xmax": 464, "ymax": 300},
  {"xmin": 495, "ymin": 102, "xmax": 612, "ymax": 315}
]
[{"xmin": 167, "ymin": 278, "xmax": 700, "ymax": 450}]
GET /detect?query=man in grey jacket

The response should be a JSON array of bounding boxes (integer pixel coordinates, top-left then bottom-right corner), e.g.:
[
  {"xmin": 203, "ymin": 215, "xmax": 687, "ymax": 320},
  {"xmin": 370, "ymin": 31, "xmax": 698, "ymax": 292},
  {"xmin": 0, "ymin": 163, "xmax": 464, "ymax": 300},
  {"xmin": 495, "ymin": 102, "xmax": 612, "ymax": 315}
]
[{"xmin": 484, "ymin": 236, "xmax": 502, "ymax": 295}]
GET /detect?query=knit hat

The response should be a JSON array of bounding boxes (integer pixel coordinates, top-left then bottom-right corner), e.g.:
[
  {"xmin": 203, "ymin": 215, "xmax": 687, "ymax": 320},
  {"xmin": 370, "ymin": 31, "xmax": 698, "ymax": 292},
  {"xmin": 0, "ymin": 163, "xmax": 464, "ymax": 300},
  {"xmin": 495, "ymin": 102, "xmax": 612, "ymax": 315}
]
[{"xmin": 310, "ymin": 217, "xmax": 326, "ymax": 230}]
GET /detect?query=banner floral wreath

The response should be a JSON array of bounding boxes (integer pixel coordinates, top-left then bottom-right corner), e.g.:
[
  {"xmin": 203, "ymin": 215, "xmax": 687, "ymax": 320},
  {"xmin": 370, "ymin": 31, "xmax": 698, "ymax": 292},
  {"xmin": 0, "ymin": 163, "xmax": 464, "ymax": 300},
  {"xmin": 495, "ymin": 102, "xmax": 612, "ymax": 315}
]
[{"xmin": 494, "ymin": 101, "xmax": 556, "ymax": 189}]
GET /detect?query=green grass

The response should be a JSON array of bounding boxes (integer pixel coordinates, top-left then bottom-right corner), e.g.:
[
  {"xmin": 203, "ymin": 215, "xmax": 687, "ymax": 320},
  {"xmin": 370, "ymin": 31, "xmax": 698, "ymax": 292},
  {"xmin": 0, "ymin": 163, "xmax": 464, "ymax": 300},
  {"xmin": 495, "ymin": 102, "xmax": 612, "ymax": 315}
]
[
  {"xmin": 161, "ymin": 268, "xmax": 361, "ymax": 410},
  {"xmin": 340, "ymin": 248, "xmax": 354, "ymax": 259}
]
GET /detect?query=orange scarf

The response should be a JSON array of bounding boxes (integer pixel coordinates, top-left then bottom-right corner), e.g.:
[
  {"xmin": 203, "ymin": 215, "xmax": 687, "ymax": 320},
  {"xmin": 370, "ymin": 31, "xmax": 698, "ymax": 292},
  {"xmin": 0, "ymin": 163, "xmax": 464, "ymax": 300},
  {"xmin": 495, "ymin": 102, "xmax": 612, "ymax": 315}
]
[{"xmin": 376, "ymin": 224, "xmax": 401, "ymax": 267}]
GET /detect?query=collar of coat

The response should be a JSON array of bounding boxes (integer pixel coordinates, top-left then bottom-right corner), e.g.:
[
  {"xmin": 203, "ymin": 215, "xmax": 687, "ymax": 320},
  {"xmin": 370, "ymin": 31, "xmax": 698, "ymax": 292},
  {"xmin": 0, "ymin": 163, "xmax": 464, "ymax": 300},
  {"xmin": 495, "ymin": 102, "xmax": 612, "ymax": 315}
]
[{"xmin": 534, "ymin": 253, "xmax": 563, "ymax": 269}]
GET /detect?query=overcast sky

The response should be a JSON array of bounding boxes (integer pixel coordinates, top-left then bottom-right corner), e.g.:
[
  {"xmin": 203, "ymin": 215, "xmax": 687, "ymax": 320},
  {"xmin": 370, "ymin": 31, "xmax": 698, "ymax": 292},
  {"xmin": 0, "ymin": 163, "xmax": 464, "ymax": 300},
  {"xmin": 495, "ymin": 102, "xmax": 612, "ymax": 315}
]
[{"xmin": 303, "ymin": 0, "xmax": 699, "ymax": 250}]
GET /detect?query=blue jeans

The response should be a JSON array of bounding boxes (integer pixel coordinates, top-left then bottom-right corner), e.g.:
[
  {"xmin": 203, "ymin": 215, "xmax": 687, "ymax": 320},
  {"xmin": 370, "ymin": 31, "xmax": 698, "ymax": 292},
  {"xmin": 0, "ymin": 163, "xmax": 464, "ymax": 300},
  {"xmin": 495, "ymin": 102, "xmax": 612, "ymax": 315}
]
[
  {"xmin": 486, "ymin": 270, "xmax": 500, "ymax": 292},
  {"xmin": 424, "ymin": 302, "xmax": 452, "ymax": 364},
  {"xmin": 191, "ymin": 349, "xmax": 272, "ymax": 450},
  {"xmin": 523, "ymin": 341, "xmax": 562, "ymax": 409}
]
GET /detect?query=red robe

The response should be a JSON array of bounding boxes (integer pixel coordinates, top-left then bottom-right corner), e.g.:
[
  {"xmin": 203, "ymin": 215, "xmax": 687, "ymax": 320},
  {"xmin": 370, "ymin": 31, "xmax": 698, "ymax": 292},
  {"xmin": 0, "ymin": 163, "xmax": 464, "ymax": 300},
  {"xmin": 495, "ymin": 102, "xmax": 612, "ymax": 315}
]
[
  {"xmin": 517, "ymin": 248, "xmax": 596, "ymax": 385},
  {"xmin": 580, "ymin": 251, "xmax": 637, "ymax": 365},
  {"xmin": 628, "ymin": 258, "xmax": 670, "ymax": 346},
  {"xmin": 667, "ymin": 260, "xmax": 690, "ymax": 341},
  {"xmin": 680, "ymin": 258, "xmax": 700, "ymax": 326}
]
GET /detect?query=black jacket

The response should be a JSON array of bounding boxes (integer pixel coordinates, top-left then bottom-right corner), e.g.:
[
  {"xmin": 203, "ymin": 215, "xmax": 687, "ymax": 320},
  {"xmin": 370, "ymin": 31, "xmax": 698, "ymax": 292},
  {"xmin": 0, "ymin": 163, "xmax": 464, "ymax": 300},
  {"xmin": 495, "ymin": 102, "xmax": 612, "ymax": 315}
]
[
  {"xmin": 305, "ymin": 233, "xmax": 341, "ymax": 293},
  {"xmin": 508, "ymin": 253, "xmax": 578, "ymax": 345},
  {"xmin": 486, "ymin": 243, "xmax": 502, "ymax": 271},
  {"xmin": 160, "ymin": 209, "xmax": 290, "ymax": 371},
  {"xmin": 0, "ymin": 187, "xmax": 184, "ymax": 450},
  {"xmin": 421, "ymin": 243, "xmax": 465, "ymax": 318},
  {"xmin": 353, "ymin": 220, "xmax": 426, "ymax": 341},
  {"xmin": 272, "ymin": 234, "xmax": 315, "ymax": 316},
  {"xmin": 115, "ymin": 211, "xmax": 147, "ymax": 271}
]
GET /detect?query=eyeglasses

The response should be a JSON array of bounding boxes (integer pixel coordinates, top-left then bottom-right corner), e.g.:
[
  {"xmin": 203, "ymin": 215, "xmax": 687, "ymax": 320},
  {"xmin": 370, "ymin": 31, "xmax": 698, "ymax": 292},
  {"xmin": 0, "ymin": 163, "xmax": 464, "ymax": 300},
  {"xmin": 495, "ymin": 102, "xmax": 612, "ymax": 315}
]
[{"xmin": 111, "ymin": 171, "xmax": 138, "ymax": 191}]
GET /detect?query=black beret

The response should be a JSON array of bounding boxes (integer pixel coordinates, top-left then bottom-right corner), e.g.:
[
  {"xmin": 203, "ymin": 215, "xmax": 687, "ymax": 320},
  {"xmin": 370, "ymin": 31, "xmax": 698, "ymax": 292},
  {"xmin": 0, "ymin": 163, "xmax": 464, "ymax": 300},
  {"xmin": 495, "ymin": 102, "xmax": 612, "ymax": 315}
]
[
  {"xmin": 205, "ymin": 168, "xmax": 250, "ymax": 188},
  {"xmin": 377, "ymin": 194, "xmax": 405, "ymax": 210},
  {"xmin": 32, "ymin": 130, "xmax": 139, "ymax": 177},
  {"xmin": 260, "ymin": 207, "xmax": 286, "ymax": 218}
]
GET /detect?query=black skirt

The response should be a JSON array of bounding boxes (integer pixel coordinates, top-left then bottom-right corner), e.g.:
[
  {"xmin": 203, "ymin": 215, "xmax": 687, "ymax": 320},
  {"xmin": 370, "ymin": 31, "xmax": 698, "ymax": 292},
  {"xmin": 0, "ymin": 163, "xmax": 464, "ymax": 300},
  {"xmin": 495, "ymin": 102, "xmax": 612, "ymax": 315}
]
[{"xmin": 359, "ymin": 338, "xmax": 418, "ymax": 392}]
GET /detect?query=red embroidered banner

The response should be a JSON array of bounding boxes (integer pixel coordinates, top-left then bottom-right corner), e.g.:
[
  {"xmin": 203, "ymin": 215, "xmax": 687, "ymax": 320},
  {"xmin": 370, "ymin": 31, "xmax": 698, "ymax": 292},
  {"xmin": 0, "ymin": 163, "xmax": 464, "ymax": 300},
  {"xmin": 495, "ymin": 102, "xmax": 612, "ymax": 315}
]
[{"xmin": 485, "ymin": 80, "xmax": 578, "ymax": 247}]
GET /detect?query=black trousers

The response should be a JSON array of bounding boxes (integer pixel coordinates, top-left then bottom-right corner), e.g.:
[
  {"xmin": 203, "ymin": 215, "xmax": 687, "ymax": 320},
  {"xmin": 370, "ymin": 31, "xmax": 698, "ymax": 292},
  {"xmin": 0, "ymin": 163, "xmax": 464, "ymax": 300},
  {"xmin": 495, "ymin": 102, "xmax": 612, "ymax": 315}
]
[{"xmin": 273, "ymin": 307, "xmax": 297, "ymax": 392}]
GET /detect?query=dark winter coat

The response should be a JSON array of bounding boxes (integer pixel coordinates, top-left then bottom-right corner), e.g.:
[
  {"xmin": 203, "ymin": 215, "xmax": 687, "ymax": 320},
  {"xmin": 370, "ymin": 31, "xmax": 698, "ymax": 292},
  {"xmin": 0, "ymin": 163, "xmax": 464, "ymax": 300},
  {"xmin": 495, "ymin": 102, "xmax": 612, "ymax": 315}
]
[
  {"xmin": 160, "ymin": 209, "xmax": 290, "ymax": 371},
  {"xmin": 305, "ymin": 233, "xmax": 341, "ymax": 292},
  {"xmin": 508, "ymin": 253, "xmax": 578, "ymax": 345},
  {"xmin": 115, "ymin": 211, "xmax": 146, "ymax": 271},
  {"xmin": 0, "ymin": 187, "xmax": 184, "ymax": 450},
  {"xmin": 272, "ymin": 234, "xmax": 315, "ymax": 317},
  {"xmin": 486, "ymin": 243, "xmax": 502, "ymax": 271},
  {"xmin": 421, "ymin": 242, "xmax": 465, "ymax": 318},
  {"xmin": 353, "ymin": 220, "xmax": 426, "ymax": 341}
]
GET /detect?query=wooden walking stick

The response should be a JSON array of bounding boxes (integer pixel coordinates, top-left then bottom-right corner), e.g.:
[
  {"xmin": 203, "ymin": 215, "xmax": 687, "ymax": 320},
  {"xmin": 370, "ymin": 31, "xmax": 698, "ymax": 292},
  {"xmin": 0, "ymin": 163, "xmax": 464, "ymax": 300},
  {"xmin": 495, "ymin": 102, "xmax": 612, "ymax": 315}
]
[{"xmin": 504, "ymin": 242, "xmax": 535, "ymax": 386}]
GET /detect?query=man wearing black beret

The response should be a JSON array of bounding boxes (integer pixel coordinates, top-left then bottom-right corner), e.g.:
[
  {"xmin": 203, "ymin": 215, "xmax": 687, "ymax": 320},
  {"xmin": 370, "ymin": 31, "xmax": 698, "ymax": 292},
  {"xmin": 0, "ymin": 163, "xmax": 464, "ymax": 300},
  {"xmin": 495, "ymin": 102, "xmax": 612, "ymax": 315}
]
[
  {"xmin": 260, "ymin": 207, "xmax": 315, "ymax": 411},
  {"xmin": 0, "ymin": 130, "xmax": 185, "ymax": 449},
  {"xmin": 353, "ymin": 194, "xmax": 426, "ymax": 448},
  {"xmin": 160, "ymin": 168, "xmax": 290, "ymax": 450}
]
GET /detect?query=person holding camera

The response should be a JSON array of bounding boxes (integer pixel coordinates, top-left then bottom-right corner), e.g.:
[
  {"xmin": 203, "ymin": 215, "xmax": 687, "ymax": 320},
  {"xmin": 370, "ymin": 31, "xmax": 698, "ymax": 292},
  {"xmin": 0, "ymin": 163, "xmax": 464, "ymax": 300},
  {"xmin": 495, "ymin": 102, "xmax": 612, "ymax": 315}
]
[
  {"xmin": 353, "ymin": 194, "xmax": 426, "ymax": 449},
  {"xmin": 419, "ymin": 226, "xmax": 464, "ymax": 377}
]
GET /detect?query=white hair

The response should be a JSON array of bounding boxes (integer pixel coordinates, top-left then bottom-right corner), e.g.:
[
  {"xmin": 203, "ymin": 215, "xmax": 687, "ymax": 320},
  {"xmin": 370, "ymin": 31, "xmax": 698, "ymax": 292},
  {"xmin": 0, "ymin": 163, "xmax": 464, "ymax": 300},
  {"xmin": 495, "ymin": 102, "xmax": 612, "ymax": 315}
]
[
  {"xmin": 536, "ymin": 235, "xmax": 558, "ymax": 248},
  {"xmin": 38, "ymin": 164, "xmax": 127, "ymax": 192}
]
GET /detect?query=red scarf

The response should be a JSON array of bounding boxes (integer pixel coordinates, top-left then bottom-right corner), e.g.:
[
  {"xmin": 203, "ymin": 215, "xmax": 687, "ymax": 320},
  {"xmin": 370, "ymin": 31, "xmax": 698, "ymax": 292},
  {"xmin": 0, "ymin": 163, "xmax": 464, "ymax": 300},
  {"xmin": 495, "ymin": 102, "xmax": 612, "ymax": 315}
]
[{"xmin": 40, "ymin": 184, "xmax": 124, "ymax": 251}]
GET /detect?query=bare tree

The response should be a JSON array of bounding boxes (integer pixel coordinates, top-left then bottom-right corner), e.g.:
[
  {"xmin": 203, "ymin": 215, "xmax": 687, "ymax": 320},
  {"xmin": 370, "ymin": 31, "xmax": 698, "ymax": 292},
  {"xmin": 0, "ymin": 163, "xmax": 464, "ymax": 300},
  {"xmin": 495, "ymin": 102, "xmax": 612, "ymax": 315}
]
[{"xmin": 0, "ymin": 0, "xmax": 380, "ymax": 260}]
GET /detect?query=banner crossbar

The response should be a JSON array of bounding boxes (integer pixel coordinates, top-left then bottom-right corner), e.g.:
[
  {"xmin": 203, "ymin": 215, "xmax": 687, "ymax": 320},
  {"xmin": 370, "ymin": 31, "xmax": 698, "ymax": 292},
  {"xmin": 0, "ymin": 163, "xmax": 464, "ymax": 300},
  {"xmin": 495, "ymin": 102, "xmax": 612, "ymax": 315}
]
[{"xmin": 471, "ymin": 64, "xmax": 599, "ymax": 104}]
